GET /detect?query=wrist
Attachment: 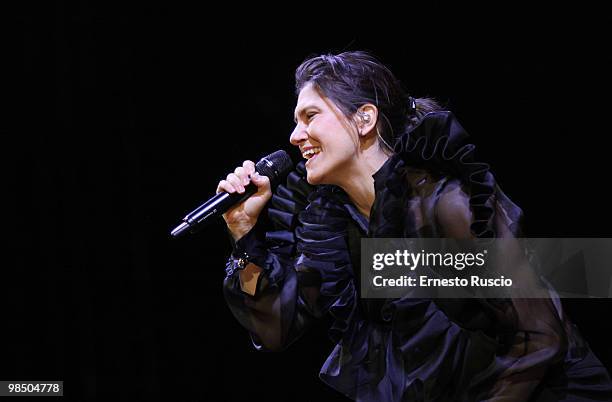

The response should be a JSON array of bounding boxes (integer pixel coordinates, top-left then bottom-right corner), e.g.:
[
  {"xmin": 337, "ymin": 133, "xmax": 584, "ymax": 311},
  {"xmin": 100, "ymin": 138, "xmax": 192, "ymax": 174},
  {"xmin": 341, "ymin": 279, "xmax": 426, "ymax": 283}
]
[
  {"xmin": 227, "ymin": 221, "xmax": 257, "ymax": 241},
  {"xmin": 226, "ymin": 225, "xmax": 267, "ymax": 278}
]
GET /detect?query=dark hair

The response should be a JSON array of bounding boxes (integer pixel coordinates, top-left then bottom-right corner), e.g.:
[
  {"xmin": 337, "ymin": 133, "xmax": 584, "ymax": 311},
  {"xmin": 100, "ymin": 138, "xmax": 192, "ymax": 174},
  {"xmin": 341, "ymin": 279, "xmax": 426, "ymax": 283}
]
[{"xmin": 295, "ymin": 51, "xmax": 441, "ymax": 150}]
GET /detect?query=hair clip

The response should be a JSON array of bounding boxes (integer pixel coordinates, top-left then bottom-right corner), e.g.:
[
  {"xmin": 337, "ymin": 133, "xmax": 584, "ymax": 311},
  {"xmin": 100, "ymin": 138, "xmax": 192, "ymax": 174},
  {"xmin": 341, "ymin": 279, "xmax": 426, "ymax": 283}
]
[{"xmin": 408, "ymin": 96, "xmax": 417, "ymax": 114}]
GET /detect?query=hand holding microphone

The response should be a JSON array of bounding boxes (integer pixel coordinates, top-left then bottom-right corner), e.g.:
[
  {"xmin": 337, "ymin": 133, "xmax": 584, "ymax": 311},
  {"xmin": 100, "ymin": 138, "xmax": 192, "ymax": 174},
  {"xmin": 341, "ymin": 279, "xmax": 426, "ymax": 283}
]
[
  {"xmin": 216, "ymin": 160, "xmax": 271, "ymax": 241},
  {"xmin": 170, "ymin": 150, "xmax": 293, "ymax": 238}
]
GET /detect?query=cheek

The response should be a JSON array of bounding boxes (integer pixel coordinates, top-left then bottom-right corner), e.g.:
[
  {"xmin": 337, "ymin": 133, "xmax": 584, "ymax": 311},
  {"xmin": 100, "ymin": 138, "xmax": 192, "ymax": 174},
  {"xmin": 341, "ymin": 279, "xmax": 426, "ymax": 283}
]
[
  {"xmin": 322, "ymin": 139, "xmax": 357, "ymax": 169},
  {"xmin": 333, "ymin": 131, "xmax": 359, "ymax": 155},
  {"xmin": 319, "ymin": 120, "xmax": 355, "ymax": 148}
]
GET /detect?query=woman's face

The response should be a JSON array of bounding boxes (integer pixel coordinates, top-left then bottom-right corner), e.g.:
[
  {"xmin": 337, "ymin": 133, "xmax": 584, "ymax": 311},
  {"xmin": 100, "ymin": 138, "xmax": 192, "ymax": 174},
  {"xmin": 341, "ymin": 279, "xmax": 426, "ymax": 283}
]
[{"xmin": 290, "ymin": 83, "xmax": 359, "ymax": 185}]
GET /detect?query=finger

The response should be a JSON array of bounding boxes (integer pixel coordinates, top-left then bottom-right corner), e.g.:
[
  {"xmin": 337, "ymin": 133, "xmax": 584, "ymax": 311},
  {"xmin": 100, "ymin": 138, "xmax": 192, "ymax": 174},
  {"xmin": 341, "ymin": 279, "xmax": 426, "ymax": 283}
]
[
  {"xmin": 234, "ymin": 166, "xmax": 249, "ymax": 185},
  {"xmin": 251, "ymin": 172, "xmax": 270, "ymax": 189},
  {"xmin": 216, "ymin": 180, "xmax": 235, "ymax": 194},
  {"xmin": 226, "ymin": 173, "xmax": 245, "ymax": 193},
  {"xmin": 243, "ymin": 160, "xmax": 255, "ymax": 176}
]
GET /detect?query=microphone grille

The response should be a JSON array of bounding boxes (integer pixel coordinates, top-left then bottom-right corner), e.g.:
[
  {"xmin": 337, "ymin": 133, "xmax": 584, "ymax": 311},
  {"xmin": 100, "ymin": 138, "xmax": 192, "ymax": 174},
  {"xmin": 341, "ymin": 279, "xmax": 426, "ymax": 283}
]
[{"xmin": 255, "ymin": 150, "xmax": 294, "ymax": 186}]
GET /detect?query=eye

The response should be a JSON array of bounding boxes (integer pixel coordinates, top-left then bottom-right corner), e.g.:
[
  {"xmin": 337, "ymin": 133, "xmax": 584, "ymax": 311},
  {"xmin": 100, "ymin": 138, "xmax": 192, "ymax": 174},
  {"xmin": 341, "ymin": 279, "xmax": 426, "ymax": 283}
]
[{"xmin": 306, "ymin": 112, "xmax": 317, "ymax": 121}]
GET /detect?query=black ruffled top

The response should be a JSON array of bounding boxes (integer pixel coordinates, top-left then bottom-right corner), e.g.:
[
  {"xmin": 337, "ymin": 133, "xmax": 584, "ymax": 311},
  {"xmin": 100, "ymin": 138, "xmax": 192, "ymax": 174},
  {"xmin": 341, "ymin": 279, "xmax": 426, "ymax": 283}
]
[{"xmin": 223, "ymin": 112, "xmax": 612, "ymax": 401}]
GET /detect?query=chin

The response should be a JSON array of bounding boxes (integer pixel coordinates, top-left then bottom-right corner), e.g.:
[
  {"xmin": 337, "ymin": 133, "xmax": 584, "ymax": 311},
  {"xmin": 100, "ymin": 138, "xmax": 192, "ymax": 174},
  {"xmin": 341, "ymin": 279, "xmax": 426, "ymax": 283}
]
[
  {"xmin": 306, "ymin": 172, "xmax": 321, "ymax": 185},
  {"xmin": 305, "ymin": 164, "xmax": 324, "ymax": 185}
]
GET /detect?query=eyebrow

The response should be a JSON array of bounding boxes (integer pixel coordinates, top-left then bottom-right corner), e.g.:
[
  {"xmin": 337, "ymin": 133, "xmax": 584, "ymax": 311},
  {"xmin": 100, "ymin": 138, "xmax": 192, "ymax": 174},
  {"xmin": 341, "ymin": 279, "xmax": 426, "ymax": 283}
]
[{"xmin": 293, "ymin": 104, "xmax": 318, "ymax": 123}]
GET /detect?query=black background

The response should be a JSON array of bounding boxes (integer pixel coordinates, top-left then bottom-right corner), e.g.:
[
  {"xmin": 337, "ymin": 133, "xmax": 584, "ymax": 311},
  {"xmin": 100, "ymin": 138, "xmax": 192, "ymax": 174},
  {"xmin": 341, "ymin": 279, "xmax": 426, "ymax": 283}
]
[{"xmin": 7, "ymin": 3, "xmax": 612, "ymax": 401}]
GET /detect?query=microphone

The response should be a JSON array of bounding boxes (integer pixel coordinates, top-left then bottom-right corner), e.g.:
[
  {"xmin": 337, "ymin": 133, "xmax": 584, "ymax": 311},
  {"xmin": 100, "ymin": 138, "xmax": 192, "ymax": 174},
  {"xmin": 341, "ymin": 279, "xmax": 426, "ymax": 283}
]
[{"xmin": 170, "ymin": 150, "xmax": 293, "ymax": 238}]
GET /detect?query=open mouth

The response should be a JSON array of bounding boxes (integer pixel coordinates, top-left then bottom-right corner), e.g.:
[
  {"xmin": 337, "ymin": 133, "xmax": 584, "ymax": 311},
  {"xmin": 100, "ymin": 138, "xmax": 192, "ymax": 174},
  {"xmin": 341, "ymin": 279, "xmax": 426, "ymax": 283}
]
[
  {"xmin": 302, "ymin": 146, "xmax": 321, "ymax": 167},
  {"xmin": 305, "ymin": 151, "xmax": 320, "ymax": 167}
]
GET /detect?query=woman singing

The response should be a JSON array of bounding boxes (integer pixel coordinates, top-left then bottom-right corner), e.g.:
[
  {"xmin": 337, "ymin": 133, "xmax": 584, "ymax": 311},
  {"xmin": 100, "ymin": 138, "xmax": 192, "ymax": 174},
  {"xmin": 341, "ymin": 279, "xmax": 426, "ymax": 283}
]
[{"xmin": 218, "ymin": 51, "xmax": 612, "ymax": 401}]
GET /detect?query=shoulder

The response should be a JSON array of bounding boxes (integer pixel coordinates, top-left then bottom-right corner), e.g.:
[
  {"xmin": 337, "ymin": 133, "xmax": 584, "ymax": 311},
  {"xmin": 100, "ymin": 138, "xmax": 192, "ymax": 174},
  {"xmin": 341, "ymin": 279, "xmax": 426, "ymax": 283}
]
[
  {"xmin": 410, "ymin": 170, "xmax": 523, "ymax": 239},
  {"xmin": 401, "ymin": 167, "xmax": 474, "ymax": 238},
  {"xmin": 433, "ymin": 177, "xmax": 474, "ymax": 238},
  {"xmin": 389, "ymin": 110, "xmax": 517, "ymax": 238}
]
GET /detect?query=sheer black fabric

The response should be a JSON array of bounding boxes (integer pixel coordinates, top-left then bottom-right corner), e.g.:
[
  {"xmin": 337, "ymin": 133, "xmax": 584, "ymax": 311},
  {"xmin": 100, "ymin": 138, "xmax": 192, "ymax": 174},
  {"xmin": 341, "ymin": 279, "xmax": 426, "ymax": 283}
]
[{"xmin": 222, "ymin": 112, "xmax": 612, "ymax": 401}]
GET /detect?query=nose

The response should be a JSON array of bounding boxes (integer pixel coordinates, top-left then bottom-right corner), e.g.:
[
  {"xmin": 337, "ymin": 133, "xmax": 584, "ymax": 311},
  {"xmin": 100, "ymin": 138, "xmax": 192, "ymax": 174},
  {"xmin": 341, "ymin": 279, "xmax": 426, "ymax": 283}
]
[{"xmin": 290, "ymin": 124, "xmax": 308, "ymax": 146}]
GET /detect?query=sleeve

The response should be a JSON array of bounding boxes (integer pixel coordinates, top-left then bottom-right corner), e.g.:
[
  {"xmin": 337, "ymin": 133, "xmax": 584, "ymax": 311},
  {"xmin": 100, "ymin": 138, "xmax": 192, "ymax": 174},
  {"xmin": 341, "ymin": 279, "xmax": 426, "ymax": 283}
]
[
  {"xmin": 222, "ymin": 162, "xmax": 325, "ymax": 352},
  {"xmin": 434, "ymin": 178, "xmax": 568, "ymax": 401}
]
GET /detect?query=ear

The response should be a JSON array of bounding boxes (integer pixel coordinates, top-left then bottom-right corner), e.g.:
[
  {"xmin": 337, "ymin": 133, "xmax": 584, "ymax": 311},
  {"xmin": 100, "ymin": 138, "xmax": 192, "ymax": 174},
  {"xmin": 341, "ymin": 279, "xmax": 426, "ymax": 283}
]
[{"xmin": 355, "ymin": 104, "xmax": 378, "ymax": 137}]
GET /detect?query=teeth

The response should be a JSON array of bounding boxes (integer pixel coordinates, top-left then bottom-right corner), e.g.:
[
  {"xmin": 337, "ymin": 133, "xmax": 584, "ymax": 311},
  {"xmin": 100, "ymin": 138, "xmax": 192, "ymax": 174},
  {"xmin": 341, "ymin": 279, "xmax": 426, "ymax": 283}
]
[{"xmin": 302, "ymin": 147, "xmax": 321, "ymax": 159}]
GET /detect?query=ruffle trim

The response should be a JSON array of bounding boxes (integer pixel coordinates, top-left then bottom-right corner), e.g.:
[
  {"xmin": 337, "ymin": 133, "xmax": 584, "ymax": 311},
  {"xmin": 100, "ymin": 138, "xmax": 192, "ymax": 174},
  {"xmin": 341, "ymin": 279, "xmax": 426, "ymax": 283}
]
[
  {"xmin": 296, "ymin": 185, "xmax": 359, "ymax": 343},
  {"xmin": 263, "ymin": 162, "xmax": 358, "ymax": 343},
  {"xmin": 392, "ymin": 111, "xmax": 497, "ymax": 238}
]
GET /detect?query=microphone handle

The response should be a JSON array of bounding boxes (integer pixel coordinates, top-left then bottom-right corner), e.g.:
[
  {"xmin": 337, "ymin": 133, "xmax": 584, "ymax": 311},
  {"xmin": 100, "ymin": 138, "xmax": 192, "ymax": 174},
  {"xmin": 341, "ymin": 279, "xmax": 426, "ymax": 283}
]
[{"xmin": 183, "ymin": 183, "xmax": 258, "ymax": 233}]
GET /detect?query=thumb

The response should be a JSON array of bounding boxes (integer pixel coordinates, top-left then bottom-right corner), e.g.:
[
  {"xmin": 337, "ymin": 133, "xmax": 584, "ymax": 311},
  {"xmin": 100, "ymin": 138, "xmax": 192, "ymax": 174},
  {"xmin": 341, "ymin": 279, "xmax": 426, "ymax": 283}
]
[{"xmin": 251, "ymin": 172, "xmax": 270, "ymax": 187}]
